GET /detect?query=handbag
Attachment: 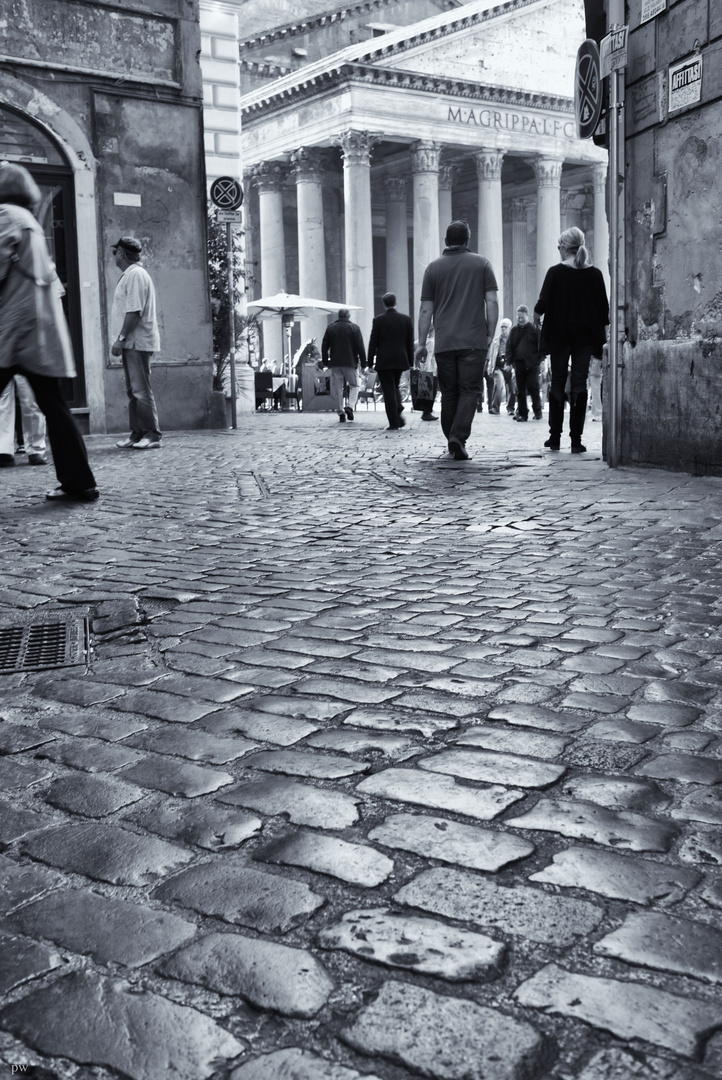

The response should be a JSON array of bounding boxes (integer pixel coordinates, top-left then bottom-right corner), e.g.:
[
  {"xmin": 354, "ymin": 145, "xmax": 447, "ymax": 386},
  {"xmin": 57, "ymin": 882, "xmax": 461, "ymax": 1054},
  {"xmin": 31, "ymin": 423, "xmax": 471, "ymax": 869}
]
[{"xmin": 410, "ymin": 367, "xmax": 438, "ymax": 411}]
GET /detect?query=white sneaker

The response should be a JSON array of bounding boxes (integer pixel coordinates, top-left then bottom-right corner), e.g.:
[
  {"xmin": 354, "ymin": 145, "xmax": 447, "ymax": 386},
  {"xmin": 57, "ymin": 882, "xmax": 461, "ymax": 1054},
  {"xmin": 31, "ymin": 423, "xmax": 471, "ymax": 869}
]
[
  {"xmin": 116, "ymin": 437, "xmax": 137, "ymax": 448},
  {"xmin": 132, "ymin": 437, "xmax": 161, "ymax": 450}
]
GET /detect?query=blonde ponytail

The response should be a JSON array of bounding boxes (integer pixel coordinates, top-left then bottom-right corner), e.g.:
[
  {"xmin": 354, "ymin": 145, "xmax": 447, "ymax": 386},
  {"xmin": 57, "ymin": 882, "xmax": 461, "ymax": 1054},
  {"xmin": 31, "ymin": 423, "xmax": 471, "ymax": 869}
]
[{"xmin": 559, "ymin": 226, "xmax": 591, "ymax": 268}]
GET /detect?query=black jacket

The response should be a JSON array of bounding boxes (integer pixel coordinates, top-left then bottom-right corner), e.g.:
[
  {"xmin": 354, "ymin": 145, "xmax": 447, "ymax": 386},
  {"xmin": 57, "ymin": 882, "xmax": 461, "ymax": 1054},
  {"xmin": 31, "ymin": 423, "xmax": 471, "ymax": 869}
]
[
  {"xmin": 505, "ymin": 323, "xmax": 542, "ymax": 370},
  {"xmin": 534, "ymin": 263, "xmax": 609, "ymax": 356},
  {"xmin": 367, "ymin": 308, "xmax": 414, "ymax": 371},
  {"xmin": 321, "ymin": 317, "xmax": 366, "ymax": 368}
]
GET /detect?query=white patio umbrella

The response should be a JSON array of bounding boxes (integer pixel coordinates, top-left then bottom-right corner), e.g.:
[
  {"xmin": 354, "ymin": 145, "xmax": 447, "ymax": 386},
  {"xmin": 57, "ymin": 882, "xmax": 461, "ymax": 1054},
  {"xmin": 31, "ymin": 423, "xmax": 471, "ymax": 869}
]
[{"xmin": 247, "ymin": 293, "xmax": 360, "ymax": 378}]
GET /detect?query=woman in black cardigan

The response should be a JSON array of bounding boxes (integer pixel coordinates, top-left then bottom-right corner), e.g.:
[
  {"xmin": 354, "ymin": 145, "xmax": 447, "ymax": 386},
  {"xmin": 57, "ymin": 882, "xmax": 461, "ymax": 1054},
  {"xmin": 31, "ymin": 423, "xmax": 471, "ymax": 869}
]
[{"xmin": 534, "ymin": 226, "xmax": 609, "ymax": 453}]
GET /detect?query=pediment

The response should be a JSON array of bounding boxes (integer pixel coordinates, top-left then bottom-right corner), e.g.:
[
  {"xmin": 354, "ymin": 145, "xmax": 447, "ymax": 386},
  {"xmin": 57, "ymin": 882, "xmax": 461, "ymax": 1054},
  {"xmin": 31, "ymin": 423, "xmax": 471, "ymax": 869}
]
[{"xmin": 369, "ymin": 0, "xmax": 585, "ymax": 100}]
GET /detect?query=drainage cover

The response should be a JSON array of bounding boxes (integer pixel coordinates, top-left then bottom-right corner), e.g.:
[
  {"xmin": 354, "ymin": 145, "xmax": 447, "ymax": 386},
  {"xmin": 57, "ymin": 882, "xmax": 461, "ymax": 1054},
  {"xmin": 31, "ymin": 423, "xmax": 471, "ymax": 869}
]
[{"xmin": 0, "ymin": 612, "xmax": 88, "ymax": 674}]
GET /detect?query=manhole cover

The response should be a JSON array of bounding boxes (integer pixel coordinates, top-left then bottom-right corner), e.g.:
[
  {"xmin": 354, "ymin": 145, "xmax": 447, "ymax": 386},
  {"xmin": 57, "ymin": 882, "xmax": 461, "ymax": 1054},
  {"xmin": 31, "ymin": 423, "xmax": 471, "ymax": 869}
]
[{"xmin": 0, "ymin": 611, "xmax": 89, "ymax": 674}]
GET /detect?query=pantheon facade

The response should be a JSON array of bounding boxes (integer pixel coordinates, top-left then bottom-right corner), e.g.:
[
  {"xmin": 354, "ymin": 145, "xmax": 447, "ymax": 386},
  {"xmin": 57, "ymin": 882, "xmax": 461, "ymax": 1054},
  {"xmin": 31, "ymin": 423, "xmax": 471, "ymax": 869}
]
[{"xmin": 240, "ymin": 0, "xmax": 608, "ymax": 356}]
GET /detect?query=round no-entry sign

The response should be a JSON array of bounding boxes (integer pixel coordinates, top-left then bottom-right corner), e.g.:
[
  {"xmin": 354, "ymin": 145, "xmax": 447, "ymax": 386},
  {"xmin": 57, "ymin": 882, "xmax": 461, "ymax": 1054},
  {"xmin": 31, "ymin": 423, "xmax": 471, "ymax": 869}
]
[
  {"xmin": 575, "ymin": 40, "xmax": 602, "ymax": 139},
  {"xmin": 210, "ymin": 176, "xmax": 243, "ymax": 210}
]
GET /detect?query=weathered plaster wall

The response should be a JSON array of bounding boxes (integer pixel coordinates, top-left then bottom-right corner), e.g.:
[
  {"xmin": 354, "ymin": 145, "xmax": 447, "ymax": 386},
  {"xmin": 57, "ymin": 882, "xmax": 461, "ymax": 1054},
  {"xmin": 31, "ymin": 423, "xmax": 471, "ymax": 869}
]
[{"xmin": 623, "ymin": 0, "xmax": 722, "ymax": 472}]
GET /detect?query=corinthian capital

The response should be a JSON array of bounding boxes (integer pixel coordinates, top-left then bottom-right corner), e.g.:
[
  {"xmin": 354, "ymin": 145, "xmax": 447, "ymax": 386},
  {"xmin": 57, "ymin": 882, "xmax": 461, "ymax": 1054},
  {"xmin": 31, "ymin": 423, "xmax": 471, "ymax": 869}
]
[
  {"xmin": 532, "ymin": 156, "xmax": 563, "ymax": 188},
  {"xmin": 410, "ymin": 140, "xmax": 441, "ymax": 175},
  {"xmin": 474, "ymin": 148, "xmax": 504, "ymax": 182},
  {"xmin": 336, "ymin": 130, "xmax": 377, "ymax": 167},
  {"xmin": 383, "ymin": 176, "xmax": 407, "ymax": 202},
  {"xmin": 251, "ymin": 161, "xmax": 286, "ymax": 193},
  {"xmin": 290, "ymin": 147, "xmax": 326, "ymax": 184},
  {"xmin": 438, "ymin": 163, "xmax": 459, "ymax": 192}
]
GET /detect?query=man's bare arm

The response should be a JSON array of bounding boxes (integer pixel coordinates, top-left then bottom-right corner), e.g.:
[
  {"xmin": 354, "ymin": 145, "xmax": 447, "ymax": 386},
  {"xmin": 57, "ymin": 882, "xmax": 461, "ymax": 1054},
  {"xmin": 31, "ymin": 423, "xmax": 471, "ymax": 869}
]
[
  {"xmin": 485, "ymin": 291, "xmax": 499, "ymax": 350},
  {"xmin": 415, "ymin": 300, "xmax": 434, "ymax": 362}
]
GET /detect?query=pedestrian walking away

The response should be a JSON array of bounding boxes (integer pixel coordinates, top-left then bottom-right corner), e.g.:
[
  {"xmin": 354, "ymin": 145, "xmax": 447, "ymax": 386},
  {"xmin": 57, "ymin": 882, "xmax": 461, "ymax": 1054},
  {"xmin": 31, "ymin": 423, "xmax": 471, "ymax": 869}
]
[
  {"xmin": 415, "ymin": 219, "xmax": 499, "ymax": 460},
  {"xmin": 321, "ymin": 307, "xmax": 366, "ymax": 423},
  {"xmin": 367, "ymin": 292, "xmax": 413, "ymax": 431},
  {"xmin": 111, "ymin": 236, "xmax": 162, "ymax": 450},
  {"xmin": 534, "ymin": 226, "xmax": 609, "ymax": 453},
  {"xmin": 0, "ymin": 374, "xmax": 47, "ymax": 466},
  {"xmin": 506, "ymin": 305, "xmax": 543, "ymax": 422},
  {"xmin": 0, "ymin": 163, "xmax": 97, "ymax": 502}
]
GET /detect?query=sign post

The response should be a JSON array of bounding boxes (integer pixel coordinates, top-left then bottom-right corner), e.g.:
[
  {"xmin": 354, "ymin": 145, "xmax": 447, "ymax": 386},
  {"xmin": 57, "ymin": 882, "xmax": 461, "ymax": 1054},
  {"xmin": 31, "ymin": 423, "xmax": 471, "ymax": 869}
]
[
  {"xmin": 210, "ymin": 176, "xmax": 244, "ymax": 429},
  {"xmin": 574, "ymin": 40, "xmax": 602, "ymax": 139},
  {"xmin": 603, "ymin": 27, "xmax": 627, "ymax": 469}
]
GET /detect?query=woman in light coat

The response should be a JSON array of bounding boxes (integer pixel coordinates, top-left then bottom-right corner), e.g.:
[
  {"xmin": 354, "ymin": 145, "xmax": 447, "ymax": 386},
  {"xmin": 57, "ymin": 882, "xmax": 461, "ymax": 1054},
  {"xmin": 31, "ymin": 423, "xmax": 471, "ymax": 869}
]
[{"xmin": 0, "ymin": 163, "xmax": 97, "ymax": 500}]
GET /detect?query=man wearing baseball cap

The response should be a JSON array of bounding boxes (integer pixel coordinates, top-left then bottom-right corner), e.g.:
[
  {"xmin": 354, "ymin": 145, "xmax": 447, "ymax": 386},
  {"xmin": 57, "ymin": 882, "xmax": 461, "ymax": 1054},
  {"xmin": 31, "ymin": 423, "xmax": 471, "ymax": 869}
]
[{"xmin": 111, "ymin": 236, "xmax": 162, "ymax": 449}]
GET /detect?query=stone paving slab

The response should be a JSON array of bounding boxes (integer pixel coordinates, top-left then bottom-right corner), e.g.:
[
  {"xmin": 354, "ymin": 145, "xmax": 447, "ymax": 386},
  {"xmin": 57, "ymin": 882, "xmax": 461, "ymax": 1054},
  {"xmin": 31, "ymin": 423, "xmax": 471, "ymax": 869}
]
[
  {"xmin": 319, "ymin": 907, "xmax": 505, "ymax": 980},
  {"xmin": 530, "ymin": 846, "xmax": 701, "ymax": 905},
  {"xmin": 342, "ymin": 980, "xmax": 545, "ymax": 1080},
  {"xmin": 303, "ymin": 728, "xmax": 417, "ymax": 756},
  {"xmin": 38, "ymin": 737, "xmax": 143, "ymax": 772},
  {"xmin": 357, "ymin": 767, "xmax": 524, "ymax": 820},
  {"xmin": 558, "ymin": 774, "xmax": 664, "ymax": 810},
  {"xmin": 153, "ymin": 859, "xmax": 325, "ymax": 932},
  {"xmin": 218, "ymin": 775, "xmax": 360, "ymax": 830},
  {"xmin": 120, "ymin": 755, "xmax": 234, "ymax": 797},
  {"xmin": 670, "ymin": 787, "xmax": 722, "ymax": 824},
  {"xmin": 37, "ymin": 710, "xmax": 148, "ymax": 741},
  {"xmin": 257, "ymin": 830, "xmax": 393, "ymax": 887},
  {"xmin": 230, "ymin": 1048, "xmax": 383, "ymax": 1080},
  {"xmin": 627, "ymin": 703, "xmax": 700, "ymax": 727},
  {"xmin": 455, "ymin": 725, "xmax": 569, "ymax": 759},
  {"xmin": 594, "ymin": 911, "xmax": 722, "ymax": 984},
  {"xmin": 0, "ymin": 757, "xmax": 52, "ymax": 790},
  {"xmin": 636, "ymin": 752, "xmax": 722, "ymax": 785},
  {"xmin": 0, "ymin": 935, "xmax": 61, "ymax": 994},
  {"xmin": 20, "ymin": 822, "xmax": 193, "ymax": 885},
  {"xmin": 0, "ymin": 856, "xmax": 64, "ymax": 914},
  {"xmin": 369, "ymin": 813, "xmax": 534, "ymax": 872},
  {"xmin": 0, "ymin": 801, "xmax": 58, "ymax": 845},
  {"xmin": 506, "ymin": 798, "xmax": 677, "ymax": 852},
  {"xmin": 125, "ymin": 725, "xmax": 259, "ymax": 763},
  {"xmin": 110, "ymin": 689, "xmax": 221, "ymax": 723},
  {"xmin": 0, "ymin": 722, "xmax": 54, "ymax": 754},
  {"xmin": 44, "ymin": 772, "xmax": 144, "ymax": 817},
  {"xmin": 244, "ymin": 749, "xmax": 370, "ymax": 779},
  {"xmin": 420, "ymin": 747, "xmax": 566, "ymax": 788},
  {"xmin": 131, "ymin": 801, "xmax": 262, "ymax": 849},
  {"xmin": 515, "ymin": 962, "xmax": 722, "ymax": 1059},
  {"xmin": 9, "ymin": 888, "xmax": 197, "ymax": 967},
  {"xmin": 159, "ymin": 932, "xmax": 333, "ymax": 1017},
  {"xmin": 343, "ymin": 706, "xmax": 459, "ymax": 736},
  {"xmin": 202, "ymin": 708, "xmax": 318, "ymax": 745},
  {"xmin": 248, "ymin": 695, "xmax": 350, "ymax": 721},
  {"xmin": 0, "ymin": 971, "xmax": 244, "ymax": 1080},
  {"xmin": 487, "ymin": 703, "xmax": 588, "ymax": 732},
  {"xmin": 395, "ymin": 867, "xmax": 602, "ymax": 945}
]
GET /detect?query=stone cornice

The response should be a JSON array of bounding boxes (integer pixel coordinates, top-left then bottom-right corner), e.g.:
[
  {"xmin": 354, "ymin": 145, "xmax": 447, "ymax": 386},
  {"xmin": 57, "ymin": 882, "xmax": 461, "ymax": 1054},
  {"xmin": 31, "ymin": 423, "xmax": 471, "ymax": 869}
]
[
  {"xmin": 242, "ymin": 62, "xmax": 573, "ymax": 121},
  {"xmin": 240, "ymin": 0, "xmax": 401, "ymax": 50}
]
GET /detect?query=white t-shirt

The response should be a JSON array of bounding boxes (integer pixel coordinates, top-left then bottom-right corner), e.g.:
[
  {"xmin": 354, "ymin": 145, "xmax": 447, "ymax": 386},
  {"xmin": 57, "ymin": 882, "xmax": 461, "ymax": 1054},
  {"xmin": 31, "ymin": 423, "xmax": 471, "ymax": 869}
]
[{"xmin": 111, "ymin": 263, "xmax": 160, "ymax": 352}]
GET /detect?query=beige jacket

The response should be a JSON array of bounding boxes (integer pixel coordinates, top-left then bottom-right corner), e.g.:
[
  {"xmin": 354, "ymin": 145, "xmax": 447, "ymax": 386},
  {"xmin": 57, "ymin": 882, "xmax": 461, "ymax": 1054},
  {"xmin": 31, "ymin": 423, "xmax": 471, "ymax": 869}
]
[{"xmin": 0, "ymin": 203, "xmax": 75, "ymax": 378}]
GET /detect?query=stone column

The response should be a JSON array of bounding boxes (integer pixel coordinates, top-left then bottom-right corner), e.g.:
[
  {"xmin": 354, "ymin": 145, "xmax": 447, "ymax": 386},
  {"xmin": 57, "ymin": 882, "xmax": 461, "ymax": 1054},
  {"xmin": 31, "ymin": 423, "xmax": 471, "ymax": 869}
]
[
  {"xmin": 438, "ymin": 163, "xmax": 458, "ymax": 249},
  {"xmin": 291, "ymin": 147, "xmax": 328, "ymax": 345},
  {"xmin": 384, "ymin": 176, "xmax": 409, "ymax": 314},
  {"xmin": 592, "ymin": 163, "xmax": 610, "ymax": 293},
  {"xmin": 533, "ymin": 156, "xmax": 563, "ymax": 297},
  {"xmin": 411, "ymin": 140, "xmax": 441, "ymax": 318},
  {"xmin": 474, "ymin": 148, "xmax": 505, "ymax": 315},
  {"xmin": 510, "ymin": 198, "xmax": 529, "ymax": 313},
  {"xmin": 337, "ymin": 130, "xmax": 376, "ymax": 342},
  {"xmin": 560, "ymin": 190, "xmax": 571, "ymax": 231},
  {"xmin": 252, "ymin": 161, "xmax": 287, "ymax": 361}
]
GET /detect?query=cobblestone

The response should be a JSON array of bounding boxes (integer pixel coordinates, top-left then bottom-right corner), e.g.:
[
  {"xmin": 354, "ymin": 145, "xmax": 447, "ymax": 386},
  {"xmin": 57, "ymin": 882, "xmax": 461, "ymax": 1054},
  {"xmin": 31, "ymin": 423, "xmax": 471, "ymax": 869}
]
[
  {"xmin": 218, "ymin": 775, "xmax": 361, "ymax": 829},
  {"xmin": 44, "ymin": 772, "xmax": 144, "ymax": 817},
  {"xmin": 357, "ymin": 767, "xmax": 524, "ymax": 820},
  {"xmin": 594, "ymin": 911, "xmax": 722, "ymax": 984},
  {"xmin": 530, "ymin": 847, "xmax": 701, "ymax": 904},
  {"xmin": 0, "ymin": 936, "xmax": 61, "ymax": 994},
  {"xmin": 230, "ymin": 1048, "xmax": 383, "ymax": 1080},
  {"xmin": 506, "ymin": 797, "xmax": 677, "ymax": 851},
  {"xmin": 420, "ymin": 746, "xmax": 566, "ymax": 788},
  {"xmin": 257, "ymin": 830, "xmax": 394, "ymax": 886},
  {"xmin": 369, "ymin": 813, "xmax": 534, "ymax": 871}
]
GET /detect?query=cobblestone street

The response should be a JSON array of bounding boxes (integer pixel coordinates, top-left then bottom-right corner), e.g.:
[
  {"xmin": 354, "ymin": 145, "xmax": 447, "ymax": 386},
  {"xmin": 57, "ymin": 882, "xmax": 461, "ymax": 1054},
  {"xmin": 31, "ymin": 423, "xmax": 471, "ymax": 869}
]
[{"xmin": 2, "ymin": 407, "xmax": 722, "ymax": 1080}]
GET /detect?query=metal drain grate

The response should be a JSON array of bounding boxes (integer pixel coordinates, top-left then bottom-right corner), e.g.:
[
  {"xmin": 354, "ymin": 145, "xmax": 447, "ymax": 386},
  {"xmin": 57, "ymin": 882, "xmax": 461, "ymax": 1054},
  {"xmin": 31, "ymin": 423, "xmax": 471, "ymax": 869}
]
[{"xmin": 0, "ymin": 613, "xmax": 88, "ymax": 674}]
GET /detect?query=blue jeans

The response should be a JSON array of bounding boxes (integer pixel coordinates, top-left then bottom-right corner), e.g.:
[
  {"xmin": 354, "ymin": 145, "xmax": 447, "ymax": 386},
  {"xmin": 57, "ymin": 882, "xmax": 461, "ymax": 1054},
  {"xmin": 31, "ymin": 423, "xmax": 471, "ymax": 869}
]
[
  {"xmin": 122, "ymin": 349, "xmax": 161, "ymax": 442},
  {"xmin": 435, "ymin": 349, "xmax": 485, "ymax": 445}
]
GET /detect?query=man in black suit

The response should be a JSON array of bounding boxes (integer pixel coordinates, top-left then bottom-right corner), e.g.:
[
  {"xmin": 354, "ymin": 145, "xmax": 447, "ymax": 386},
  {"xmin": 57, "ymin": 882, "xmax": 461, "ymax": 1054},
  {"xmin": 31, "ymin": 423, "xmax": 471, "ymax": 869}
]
[{"xmin": 367, "ymin": 292, "xmax": 413, "ymax": 431}]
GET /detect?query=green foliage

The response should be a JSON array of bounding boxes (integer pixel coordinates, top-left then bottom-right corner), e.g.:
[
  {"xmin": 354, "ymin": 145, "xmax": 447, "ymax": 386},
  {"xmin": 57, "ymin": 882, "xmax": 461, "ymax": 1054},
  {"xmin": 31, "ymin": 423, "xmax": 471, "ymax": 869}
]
[{"xmin": 207, "ymin": 208, "xmax": 259, "ymax": 392}]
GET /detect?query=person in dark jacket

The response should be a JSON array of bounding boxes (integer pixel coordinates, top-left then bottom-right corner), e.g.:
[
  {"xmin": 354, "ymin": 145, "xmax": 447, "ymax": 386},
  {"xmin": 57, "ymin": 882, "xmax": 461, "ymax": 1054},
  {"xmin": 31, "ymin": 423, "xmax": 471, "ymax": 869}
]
[
  {"xmin": 534, "ymin": 226, "xmax": 609, "ymax": 453},
  {"xmin": 506, "ymin": 305, "xmax": 543, "ymax": 422},
  {"xmin": 321, "ymin": 308, "xmax": 366, "ymax": 422},
  {"xmin": 367, "ymin": 293, "xmax": 413, "ymax": 431}
]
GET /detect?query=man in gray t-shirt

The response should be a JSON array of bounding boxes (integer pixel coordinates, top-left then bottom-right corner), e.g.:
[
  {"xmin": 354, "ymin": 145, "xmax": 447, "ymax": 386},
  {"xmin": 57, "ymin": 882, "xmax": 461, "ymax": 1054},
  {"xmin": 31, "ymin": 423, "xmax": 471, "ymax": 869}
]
[{"xmin": 415, "ymin": 220, "xmax": 498, "ymax": 460}]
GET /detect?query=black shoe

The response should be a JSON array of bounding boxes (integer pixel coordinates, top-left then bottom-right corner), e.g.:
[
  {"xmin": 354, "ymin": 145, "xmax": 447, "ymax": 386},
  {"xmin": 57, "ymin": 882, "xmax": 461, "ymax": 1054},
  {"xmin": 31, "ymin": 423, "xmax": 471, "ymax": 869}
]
[
  {"xmin": 544, "ymin": 437, "xmax": 560, "ymax": 451},
  {"xmin": 28, "ymin": 453, "xmax": 47, "ymax": 466},
  {"xmin": 344, "ymin": 406, "xmax": 354, "ymax": 421},
  {"xmin": 46, "ymin": 486, "xmax": 99, "ymax": 502},
  {"xmin": 385, "ymin": 426, "xmax": 399, "ymax": 431},
  {"xmin": 399, "ymin": 405, "xmax": 405, "ymax": 414},
  {"xmin": 421, "ymin": 412, "xmax": 438, "ymax": 421},
  {"xmin": 448, "ymin": 439, "xmax": 469, "ymax": 461},
  {"xmin": 571, "ymin": 443, "xmax": 587, "ymax": 454},
  {"xmin": 515, "ymin": 415, "xmax": 528, "ymax": 422},
  {"xmin": 338, "ymin": 412, "xmax": 347, "ymax": 423},
  {"xmin": 533, "ymin": 413, "xmax": 543, "ymax": 420},
  {"xmin": 397, "ymin": 416, "xmax": 406, "ymax": 428},
  {"xmin": 0, "ymin": 454, "xmax": 15, "ymax": 467}
]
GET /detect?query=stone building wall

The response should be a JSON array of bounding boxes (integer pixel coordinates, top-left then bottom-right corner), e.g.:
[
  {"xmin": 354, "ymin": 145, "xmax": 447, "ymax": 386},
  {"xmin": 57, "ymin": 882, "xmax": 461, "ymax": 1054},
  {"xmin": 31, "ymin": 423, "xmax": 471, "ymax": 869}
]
[{"xmin": 0, "ymin": 0, "xmax": 213, "ymax": 434}]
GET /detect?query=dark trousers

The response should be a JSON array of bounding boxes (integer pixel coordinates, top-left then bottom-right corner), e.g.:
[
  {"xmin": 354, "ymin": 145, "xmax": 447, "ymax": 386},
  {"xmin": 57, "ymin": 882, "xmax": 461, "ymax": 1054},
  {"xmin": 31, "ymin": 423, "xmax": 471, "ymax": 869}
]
[
  {"xmin": 549, "ymin": 345, "xmax": 593, "ymax": 443},
  {"xmin": 435, "ymin": 349, "xmax": 485, "ymax": 445},
  {"xmin": 377, "ymin": 369, "xmax": 403, "ymax": 428},
  {"xmin": 513, "ymin": 361, "xmax": 542, "ymax": 419},
  {"xmin": 122, "ymin": 349, "xmax": 161, "ymax": 442},
  {"xmin": 502, "ymin": 366, "xmax": 516, "ymax": 412},
  {"xmin": 0, "ymin": 367, "xmax": 96, "ymax": 492}
]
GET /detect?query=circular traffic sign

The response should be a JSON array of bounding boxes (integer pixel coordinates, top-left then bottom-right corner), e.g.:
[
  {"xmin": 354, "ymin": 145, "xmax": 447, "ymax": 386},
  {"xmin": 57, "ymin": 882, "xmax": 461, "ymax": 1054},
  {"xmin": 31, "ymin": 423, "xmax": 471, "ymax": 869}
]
[
  {"xmin": 575, "ymin": 40, "xmax": 602, "ymax": 139},
  {"xmin": 210, "ymin": 176, "xmax": 243, "ymax": 210}
]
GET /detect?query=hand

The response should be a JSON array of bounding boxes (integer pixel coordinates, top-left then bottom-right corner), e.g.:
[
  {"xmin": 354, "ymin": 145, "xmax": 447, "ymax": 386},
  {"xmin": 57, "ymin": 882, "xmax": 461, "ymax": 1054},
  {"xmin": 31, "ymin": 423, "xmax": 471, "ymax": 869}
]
[
  {"xmin": 414, "ymin": 344, "xmax": 428, "ymax": 364},
  {"xmin": 111, "ymin": 340, "xmax": 123, "ymax": 357},
  {"xmin": 533, "ymin": 313, "xmax": 541, "ymax": 328}
]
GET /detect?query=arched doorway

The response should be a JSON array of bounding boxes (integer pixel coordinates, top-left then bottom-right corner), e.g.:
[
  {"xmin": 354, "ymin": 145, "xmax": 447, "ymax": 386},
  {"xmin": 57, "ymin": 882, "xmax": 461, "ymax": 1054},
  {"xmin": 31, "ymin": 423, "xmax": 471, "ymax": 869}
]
[{"xmin": 0, "ymin": 105, "xmax": 86, "ymax": 410}]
